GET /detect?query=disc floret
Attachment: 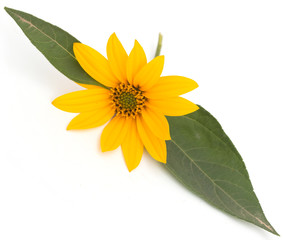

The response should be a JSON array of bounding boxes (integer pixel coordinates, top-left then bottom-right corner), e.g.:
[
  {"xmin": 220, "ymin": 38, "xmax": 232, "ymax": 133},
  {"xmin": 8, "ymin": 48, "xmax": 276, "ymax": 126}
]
[{"xmin": 110, "ymin": 83, "xmax": 146, "ymax": 118}]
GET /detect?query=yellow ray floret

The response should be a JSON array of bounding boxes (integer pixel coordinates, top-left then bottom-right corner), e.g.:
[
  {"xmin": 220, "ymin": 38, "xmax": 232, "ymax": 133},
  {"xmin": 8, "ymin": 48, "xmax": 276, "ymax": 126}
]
[
  {"xmin": 100, "ymin": 116, "xmax": 130, "ymax": 152},
  {"xmin": 52, "ymin": 32, "xmax": 199, "ymax": 171},
  {"xmin": 66, "ymin": 106, "xmax": 115, "ymax": 130},
  {"xmin": 144, "ymin": 76, "xmax": 198, "ymax": 99},
  {"xmin": 121, "ymin": 118, "xmax": 144, "ymax": 172},
  {"xmin": 126, "ymin": 40, "xmax": 147, "ymax": 85},
  {"xmin": 148, "ymin": 97, "xmax": 199, "ymax": 116},
  {"xmin": 52, "ymin": 88, "xmax": 110, "ymax": 113},
  {"xmin": 136, "ymin": 115, "xmax": 167, "ymax": 163},
  {"xmin": 107, "ymin": 33, "xmax": 128, "ymax": 83},
  {"xmin": 73, "ymin": 43, "xmax": 119, "ymax": 88},
  {"xmin": 141, "ymin": 106, "xmax": 171, "ymax": 140},
  {"xmin": 134, "ymin": 55, "xmax": 164, "ymax": 91}
]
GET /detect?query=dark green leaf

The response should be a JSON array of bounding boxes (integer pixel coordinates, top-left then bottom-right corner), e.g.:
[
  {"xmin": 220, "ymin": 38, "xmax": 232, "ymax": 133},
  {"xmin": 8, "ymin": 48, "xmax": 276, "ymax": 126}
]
[
  {"xmin": 4, "ymin": 7, "xmax": 105, "ymax": 88},
  {"xmin": 166, "ymin": 106, "xmax": 278, "ymax": 235}
]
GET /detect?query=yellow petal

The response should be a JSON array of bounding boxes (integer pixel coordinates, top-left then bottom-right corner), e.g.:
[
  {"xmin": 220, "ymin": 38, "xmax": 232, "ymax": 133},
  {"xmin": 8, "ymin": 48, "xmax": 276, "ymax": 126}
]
[
  {"xmin": 141, "ymin": 106, "xmax": 171, "ymax": 140},
  {"xmin": 148, "ymin": 97, "xmax": 199, "ymax": 116},
  {"xmin": 136, "ymin": 115, "xmax": 166, "ymax": 163},
  {"xmin": 107, "ymin": 33, "xmax": 128, "ymax": 84},
  {"xmin": 144, "ymin": 76, "xmax": 198, "ymax": 99},
  {"xmin": 100, "ymin": 116, "xmax": 130, "ymax": 152},
  {"xmin": 73, "ymin": 43, "xmax": 119, "ymax": 88},
  {"xmin": 52, "ymin": 88, "xmax": 110, "ymax": 113},
  {"xmin": 76, "ymin": 83, "xmax": 100, "ymax": 89},
  {"xmin": 67, "ymin": 105, "xmax": 114, "ymax": 130},
  {"xmin": 121, "ymin": 118, "xmax": 144, "ymax": 172},
  {"xmin": 134, "ymin": 55, "xmax": 164, "ymax": 91},
  {"xmin": 126, "ymin": 40, "xmax": 147, "ymax": 85}
]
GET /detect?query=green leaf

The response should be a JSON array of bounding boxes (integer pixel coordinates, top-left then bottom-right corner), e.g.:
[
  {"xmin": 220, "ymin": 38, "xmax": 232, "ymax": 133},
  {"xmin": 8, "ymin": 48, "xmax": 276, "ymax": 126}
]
[
  {"xmin": 5, "ymin": 7, "xmax": 277, "ymax": 235},
  {"xmin": 166, "ymin": 106, "xmax": 278, "ymax": 235},
  {"xmin": 4, "ymin": 7, "xmax": 105, "ymax": 88}
]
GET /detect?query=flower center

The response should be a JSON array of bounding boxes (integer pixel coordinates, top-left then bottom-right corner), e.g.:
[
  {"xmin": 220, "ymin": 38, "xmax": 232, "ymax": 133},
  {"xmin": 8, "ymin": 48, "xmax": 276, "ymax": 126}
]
[
  {"xmin": 110, "ymin": 83, "xmax": 146, "ymax": 118},
  {"xmin": 119, "ymin": 92, "xmax": 137, "ymax": 110}
]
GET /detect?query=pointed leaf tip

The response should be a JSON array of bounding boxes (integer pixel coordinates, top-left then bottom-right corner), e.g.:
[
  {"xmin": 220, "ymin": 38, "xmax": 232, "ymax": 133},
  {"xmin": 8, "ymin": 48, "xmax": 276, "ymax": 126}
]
[
  {"xmin": 165, "ymin": 106, "xmax": 278, "ymax": 235},
  {"xmin": 5, "ymin": 7, "xmax": 106, "ymax": 88}
]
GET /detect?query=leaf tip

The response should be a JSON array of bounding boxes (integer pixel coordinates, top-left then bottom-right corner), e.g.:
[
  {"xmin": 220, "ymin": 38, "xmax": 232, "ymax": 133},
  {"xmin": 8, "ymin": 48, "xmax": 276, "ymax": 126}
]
[
  {"xmin": 4, "ymin": 7, "xmax": 15, "ymax": 17},
  {"xmin": 4, "ymin": 6, "xmax": 13, "ymax": 13},
  {"xmin": 271, "ymin": 228, "xmax": 280, "ymax": 237}
]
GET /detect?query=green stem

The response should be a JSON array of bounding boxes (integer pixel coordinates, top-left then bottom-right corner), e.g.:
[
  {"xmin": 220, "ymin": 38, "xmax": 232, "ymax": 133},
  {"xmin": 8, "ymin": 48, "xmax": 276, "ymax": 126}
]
[{"xmin": 154, "ymin": 33, "xmax": 163, "ymax": 57}]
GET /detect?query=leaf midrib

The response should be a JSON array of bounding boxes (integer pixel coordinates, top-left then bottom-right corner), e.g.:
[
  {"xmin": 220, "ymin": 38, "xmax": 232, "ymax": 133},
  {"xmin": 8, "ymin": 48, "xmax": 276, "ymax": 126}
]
[
  {"xmin": 170, "ymin": 138, "xmax": 273, "ymax": 232},
  {"xmin": 9, "ymin": 9, "xmax": 76, "ymax": 60},
  {"xmin": 179, "ymin": 115, "xmax": 247, "ymax": 177}
]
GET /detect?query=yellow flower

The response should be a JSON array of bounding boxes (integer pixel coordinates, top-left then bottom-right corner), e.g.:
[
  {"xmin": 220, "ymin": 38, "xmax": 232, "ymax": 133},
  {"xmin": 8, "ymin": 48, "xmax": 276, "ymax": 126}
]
[{"xmin": 52, "ymin": 33, "xmax": 199, "ymax": 171}]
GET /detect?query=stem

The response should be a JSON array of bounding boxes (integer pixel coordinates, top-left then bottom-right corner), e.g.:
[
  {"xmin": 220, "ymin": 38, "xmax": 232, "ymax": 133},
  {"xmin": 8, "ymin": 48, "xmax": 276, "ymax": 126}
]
[{"xmin": 154, "ymin": 33, "xmax": 163, "ymax": 57}]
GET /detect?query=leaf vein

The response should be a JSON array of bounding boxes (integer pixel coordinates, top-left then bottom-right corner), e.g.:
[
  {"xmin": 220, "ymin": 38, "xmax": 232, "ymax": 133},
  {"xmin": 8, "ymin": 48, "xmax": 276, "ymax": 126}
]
[
  {"xmin": 12, "ymin": 11, "xmax": 76, "ymax": 60},
  {"xmin": 170, "ymin": 138, "xmax": 273, "ymax": 231}
]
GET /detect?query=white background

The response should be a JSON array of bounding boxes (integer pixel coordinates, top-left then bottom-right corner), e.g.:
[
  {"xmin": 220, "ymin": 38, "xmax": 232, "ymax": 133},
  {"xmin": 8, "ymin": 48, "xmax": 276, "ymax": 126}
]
[{"xmin": 0, "ymin": 0, "xmax": 282, "ymax": 239}]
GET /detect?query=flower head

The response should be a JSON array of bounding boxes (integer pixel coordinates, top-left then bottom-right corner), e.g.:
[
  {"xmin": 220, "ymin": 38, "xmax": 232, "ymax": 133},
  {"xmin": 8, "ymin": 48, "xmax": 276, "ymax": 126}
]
[{"xmin": 52, "ymin": 33, "xmax": 199, "ymax": 171}]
